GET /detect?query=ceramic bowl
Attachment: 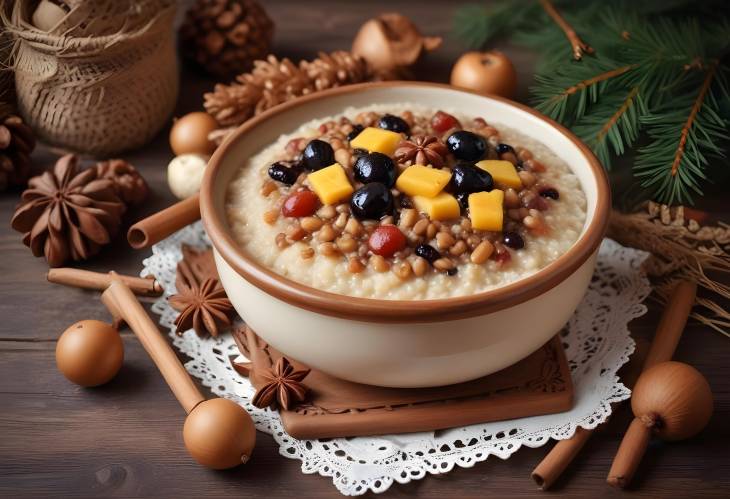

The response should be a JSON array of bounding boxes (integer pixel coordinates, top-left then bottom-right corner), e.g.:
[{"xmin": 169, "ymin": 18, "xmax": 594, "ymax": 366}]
[{"xmin": 201, "ymin": 82, "xmax": 610, "ymax": 388}]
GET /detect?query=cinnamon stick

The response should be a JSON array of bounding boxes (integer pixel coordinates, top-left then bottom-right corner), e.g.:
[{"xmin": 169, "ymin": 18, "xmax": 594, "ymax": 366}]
[
  {"xmin": 48, "ymin": 268, "xmax": 163, "ymax": 296},
  {"xmin": 101, "ymin": 274, "xmax": 205, "ymax": 414},
  {"xmin": 127, "ymin": 194, "xmax": 201, "ymax": 250},
  {"xmin": 642, "ymin": 281, "xmax": 697, "ymax": 369},
  {"xmin": 607, "ymin": 417, "xmax": 653, "ymax": 488},
  {"xmin": 531, "ymin": 280, "xmax": 696, "ymax": 490}
]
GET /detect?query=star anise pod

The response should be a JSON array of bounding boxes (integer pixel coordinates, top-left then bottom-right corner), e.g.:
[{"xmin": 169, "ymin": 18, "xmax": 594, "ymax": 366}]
[
  {"xmin": 394, "ymin": 135, "xmax": 449, "ymax": 167},
  {"xmin": 95, "ymin": 159, "xmax": 148, "ymax": 206},
  {"xmin": 169, "ymin": 277, "xmax": 234, "ymax": 337},
  {"xmin": 10, "ymin": 154, "xmax": 125, "ymax": 267},
  {"xmin": 252, "ymin": 357, "xmax": 310, "ymax": 410}
]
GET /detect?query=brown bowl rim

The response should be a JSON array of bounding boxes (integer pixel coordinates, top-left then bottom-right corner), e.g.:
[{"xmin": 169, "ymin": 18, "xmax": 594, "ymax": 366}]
[{"xmin": 201, "ymin": 81, "xmax": 610, "ymax": 323}]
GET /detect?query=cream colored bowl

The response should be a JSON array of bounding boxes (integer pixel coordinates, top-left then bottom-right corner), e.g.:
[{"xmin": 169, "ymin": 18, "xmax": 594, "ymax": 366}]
[{"xmin": 201, "ymin": 82, "xmax": 610, "ymax": 388}]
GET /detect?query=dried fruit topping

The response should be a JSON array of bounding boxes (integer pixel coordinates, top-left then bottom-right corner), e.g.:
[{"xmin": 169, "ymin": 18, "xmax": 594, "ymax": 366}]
[
  {"xmin": 415, "ymin": 244, "xmax": 440, "ymax": 263},
  {"xmin": 494, "ymin": 245, "xmax": 512, "ymax": 266},
  {"xmin": 377, "ymin": 114, "xmax": 410, "ymax": 134},
  {"xmin": 450, "ymin": 163, "xmax": 494, "ymax": 194},
  {"xmin": 354, "ymin": 152, "xmax": 397, "ymax": 187},
  {"xmin": 282, "ymin": 190, "xmax": 319, "ymax": 217},
  {"xmin": 346, "ymin": 124, "xmax": 365, "ymax": 142},
  {"xmin": 502, "ymin": 231, "xmax": 525, "ymax": 249},
  {"xmin": 496, "ymin": 143, "xmax": 515, "ymax": 155},
  {"xmin": 431, "ymin": 111, "xmax": 461, "ymax": 134},
  {"xmin": 302, "ymin": 139, "xmax": 335, "ymax": 171},
  {"xmin": 368, "ymin": 225, "xmax": 407, "ymax": 258},
  {"xmin": 446, "ymin": 130, "xmax": 488, "ymax": 161},
  {"xmin": 539, "ymin": 187, "xmax": 560, "ymax": 199},
  {"xmin": 268, "ymin": 161, "xmax": 303, "ymax": 185},
  {"xmin": 350, "ymin": 183, "xmax": 394, "ymax": 220}
]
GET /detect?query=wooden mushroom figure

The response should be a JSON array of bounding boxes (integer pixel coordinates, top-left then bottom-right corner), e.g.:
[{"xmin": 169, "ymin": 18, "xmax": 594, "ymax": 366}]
[
  {"xmin": 101, "ymin": 273, "xmax": 255, "ymax": 469},
  {"xmin": 607, "ymin": 361, "xmax": 713, "ymax": 488}
]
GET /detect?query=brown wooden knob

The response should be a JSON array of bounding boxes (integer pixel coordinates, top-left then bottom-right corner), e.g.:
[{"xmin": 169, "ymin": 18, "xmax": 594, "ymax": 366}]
[
  {"xmin": 55, "ymin": 320, "xmax": 123, "ymax": 387},
  {"xmin": 183, "ymin": 398, "xmax": 256, "ymax": 469}
]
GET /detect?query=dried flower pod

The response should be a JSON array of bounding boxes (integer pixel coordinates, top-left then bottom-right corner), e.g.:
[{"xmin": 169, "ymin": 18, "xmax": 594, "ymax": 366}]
[
  {"xmin": 10, "ymin": 154, "xmax": 125, "ymax": 267},
  {"xmin": 95, "ymin": 158, "xmax": 148, "ymax": 205},
  {"xmin": 351, "ymin": 13, "xmax": 441, "ymax": 77}
]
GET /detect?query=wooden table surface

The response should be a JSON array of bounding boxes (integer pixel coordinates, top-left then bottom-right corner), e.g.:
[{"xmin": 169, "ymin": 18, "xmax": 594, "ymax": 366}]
[{"xmin": 1, "ymin": 1, "xmax": 728, "ymax": 497}]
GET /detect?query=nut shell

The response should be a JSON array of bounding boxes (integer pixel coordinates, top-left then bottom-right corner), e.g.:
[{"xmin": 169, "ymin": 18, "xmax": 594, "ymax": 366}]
[
  {"xmin": 183, "ymin": 398, "xmax": 256, "ymax": 469},
  {"xmin": 169, "ymin": 112, "xmax": 218, "ymax": 156},
  {"xmin": 55, "ymin": 320, "xmax": 123, "ymax": 387},
  {"xmin": 631, "ymin": 361, "xmax": 713, "ymax": 441},
  {"xmin": 450, "ymin": 51, "xmax": 517, "ymax": 99}
]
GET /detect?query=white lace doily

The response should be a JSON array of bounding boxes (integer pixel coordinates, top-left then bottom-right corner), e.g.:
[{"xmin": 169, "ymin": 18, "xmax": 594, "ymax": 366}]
[{"xmin": 142, "ymin": 222, "xmax": 650, "ymax": 496}]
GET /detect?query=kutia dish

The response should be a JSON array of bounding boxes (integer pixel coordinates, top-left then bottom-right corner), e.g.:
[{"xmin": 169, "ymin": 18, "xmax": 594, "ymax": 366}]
[
  {"xmin": 225, "ymin": 104, "xmax": 586, "ymax": 299},
  {"xmin": 201, "ymin": 82, "xmax": 610, "ymax": 388}
]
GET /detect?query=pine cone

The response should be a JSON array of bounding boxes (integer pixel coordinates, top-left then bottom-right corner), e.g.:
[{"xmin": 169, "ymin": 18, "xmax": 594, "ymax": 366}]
[
  {"xmin": 204, "ymin": 51, "xmax": 372, "ymax": 130},
  {"xmin": 0, "ymin": 112, "xmax": 35, "ymax": 191},
  {"xmin": 95, "ymin": 159, "xmax": 149, "ymax": 206},
  {"xmin": 10, "ymin": 155, "xmax": 125, "ymax": 267},
  {"xmin": 180, "ymin": 0, "xmax": 274, "ymax": 79}
]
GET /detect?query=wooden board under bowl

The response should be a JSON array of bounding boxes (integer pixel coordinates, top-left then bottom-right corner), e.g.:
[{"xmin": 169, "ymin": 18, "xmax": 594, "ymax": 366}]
[{"xmin": 233, "ymin": 327, "xmax": 573, "ymax": 439}]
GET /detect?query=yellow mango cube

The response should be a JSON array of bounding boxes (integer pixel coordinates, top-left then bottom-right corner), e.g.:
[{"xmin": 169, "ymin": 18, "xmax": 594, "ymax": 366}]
[
  {"xmin": 349, "ymin": 127, "xmax": 403, "ymax": 155},
  {"xmin": 468, "ymin": 190, "xmax": 504, "ymax": 231},
  {"xmin": 476, "ymin": 160, "xmax": 522, "ymax": 189},
  {"xmin": 307, "ymin": 163, "xmax": 354, "ymax": 205},
  {"xmin": 412, "ymin": 192, "xmax": 461, "ymax": 221},
  {"xmin": 395, "ymin": 165, "xmax": 452, "ymax": 198}
]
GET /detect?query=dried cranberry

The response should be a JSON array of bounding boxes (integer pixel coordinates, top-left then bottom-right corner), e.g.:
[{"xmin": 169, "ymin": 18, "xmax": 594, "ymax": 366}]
[
  {"xmin": 494, "ymin": 247, "xmax": 512, "ymax": 266},
  {"xmin": 281, "ymin": 190, "xmax": 319, "ymax": 217},
  {"xmin": 539, "ymin": 187, "xmax": 560, "ymax": 200},
  {"xmin": 523, "ymin": 192, "xmax": 549, "ymax": 211},
  {"xmin": 431, "ymin": 111, "xmax": 461, "ymax": 134},
  {"xmin": 368, "ymin": 225, "xmax": 406, "ymax": 257},
  {"xmin": 503, "ymin": 232, "xmax": 525, "ymax": 249}
]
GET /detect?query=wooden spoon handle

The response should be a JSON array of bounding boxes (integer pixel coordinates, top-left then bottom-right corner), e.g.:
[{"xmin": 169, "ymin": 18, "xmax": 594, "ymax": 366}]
[
  {"xmin": 101, "ymin": 275, "xmax": 204, "ymax": 414},
  {"xmin": 127, "ymin": 194, "xmax": 201, "ymax": 250},
  {"xmin": 607, "ymin": 417, "xmax": 652, "ymax": 488}
]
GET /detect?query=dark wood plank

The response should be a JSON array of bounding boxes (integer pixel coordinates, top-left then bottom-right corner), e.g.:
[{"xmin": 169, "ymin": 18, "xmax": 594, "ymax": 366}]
[{"xmin": 1, "ymin": 0, "xmax": 728, "ymax": 497}]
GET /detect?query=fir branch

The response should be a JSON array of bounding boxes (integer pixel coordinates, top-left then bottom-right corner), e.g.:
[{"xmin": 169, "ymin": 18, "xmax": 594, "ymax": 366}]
[
  {"xmin": 635, "ymin": 63, "xmax": 729, "ymax": 204},
  {"xmin": 671, "ymin": 61, "xmax": 719, "ymax": 176},
  {"xmin": 538, "ymin": 0, "xmax": 594, "ymax": 60},
  {"xmin": 572, "ymin": 86, "xmax": 644, "ymax": 168},
  {"xmin": 532, "ymin": 63, "xmax": 637, "ymax": 123}
]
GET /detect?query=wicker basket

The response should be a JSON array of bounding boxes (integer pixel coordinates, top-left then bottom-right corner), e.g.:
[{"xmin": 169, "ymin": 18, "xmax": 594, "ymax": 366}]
[{"xmin": 1, "ymin": 0, "xmax": 179, "ymax": 156}]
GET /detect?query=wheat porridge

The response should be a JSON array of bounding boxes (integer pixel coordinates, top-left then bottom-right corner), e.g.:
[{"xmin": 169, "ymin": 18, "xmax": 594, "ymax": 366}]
[{"xmin": 225, "ymin": 104, "xmax": 587, "ymax": 300}]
